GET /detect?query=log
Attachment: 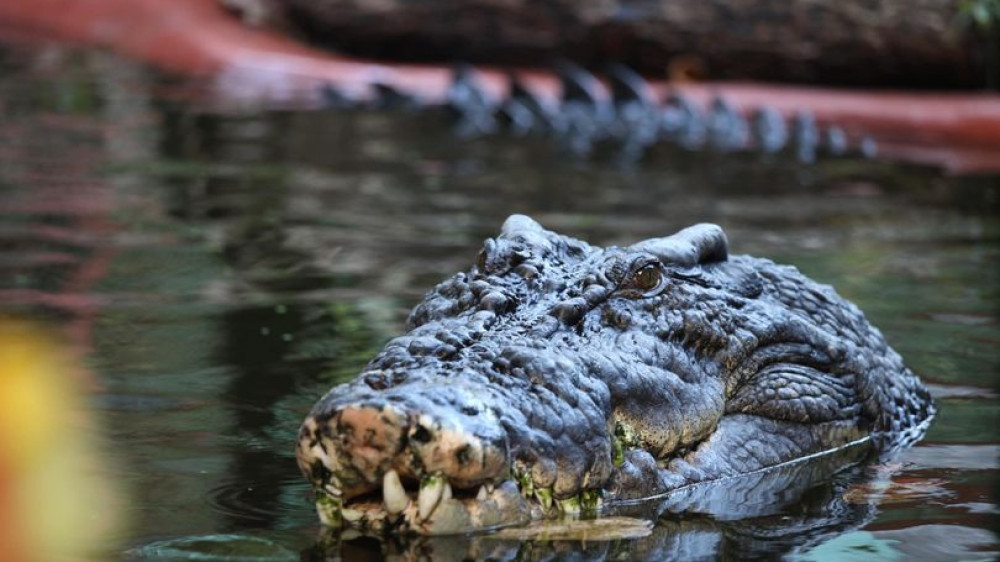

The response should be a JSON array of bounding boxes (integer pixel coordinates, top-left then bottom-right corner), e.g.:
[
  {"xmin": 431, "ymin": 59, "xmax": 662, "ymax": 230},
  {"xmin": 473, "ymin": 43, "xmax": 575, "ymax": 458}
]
[
  {"xmin": 2, "ymin": 0, "xmax": 999, "ymax": 173},
  {"xmin": 279, "ymin": 0, "xmax": 991, "ymax": 89}
]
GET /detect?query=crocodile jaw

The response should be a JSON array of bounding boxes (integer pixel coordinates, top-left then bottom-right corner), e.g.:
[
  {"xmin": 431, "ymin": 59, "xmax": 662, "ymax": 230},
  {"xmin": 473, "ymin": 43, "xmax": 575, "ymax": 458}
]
[{"xmin": 313, "ymin": 475, "xmax": 533, "ymax": 535}]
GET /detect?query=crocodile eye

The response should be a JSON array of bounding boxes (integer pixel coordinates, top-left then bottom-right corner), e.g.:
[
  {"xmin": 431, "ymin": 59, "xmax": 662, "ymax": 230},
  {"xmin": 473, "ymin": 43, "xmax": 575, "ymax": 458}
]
[{"xmin": 629, "ymin": 264, "xmax": 663, "ymax": 293}]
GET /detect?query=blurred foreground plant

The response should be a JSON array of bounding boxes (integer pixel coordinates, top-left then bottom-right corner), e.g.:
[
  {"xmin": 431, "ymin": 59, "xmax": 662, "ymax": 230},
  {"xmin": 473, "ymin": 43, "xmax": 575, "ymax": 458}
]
[{"xmin": 0, "ymin": 320, "xmax": 123, "ymax": 562}]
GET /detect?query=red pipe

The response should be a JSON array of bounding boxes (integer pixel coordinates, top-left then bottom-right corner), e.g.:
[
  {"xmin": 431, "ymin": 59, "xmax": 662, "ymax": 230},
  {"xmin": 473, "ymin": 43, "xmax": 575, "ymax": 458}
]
[{"xmin": 2, "ymin": 0, "xmax": 999, "ymax": 174}]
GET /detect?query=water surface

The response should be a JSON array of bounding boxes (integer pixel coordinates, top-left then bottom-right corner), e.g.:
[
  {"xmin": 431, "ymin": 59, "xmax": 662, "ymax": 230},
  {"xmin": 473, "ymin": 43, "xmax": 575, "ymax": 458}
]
[{"xmin": 0, "ymin": 46, "xmax": 997, "ymax": 561}]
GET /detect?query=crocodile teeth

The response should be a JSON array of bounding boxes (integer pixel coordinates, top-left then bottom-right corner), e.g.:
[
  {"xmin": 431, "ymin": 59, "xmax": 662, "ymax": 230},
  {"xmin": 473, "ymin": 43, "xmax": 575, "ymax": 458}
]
[
  {"xmin": 418, "ymin": 475, "xmax": 447, "ymax": 521},
  {"xmin": 476, "ymin": 485, "xmax": 488, "ymax": 501},
  {"xmin": 383, "ymin": 469, "xmax": 408, "ymax": 514},
  {"xmin": 342, "ymin": 508, "xmax": 364, "ymax": 522}
]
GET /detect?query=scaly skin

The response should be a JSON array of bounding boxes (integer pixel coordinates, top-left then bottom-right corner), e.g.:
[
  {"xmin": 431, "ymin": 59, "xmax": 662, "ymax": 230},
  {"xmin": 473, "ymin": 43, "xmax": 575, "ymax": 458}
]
[{"xmin": 296, "ymin": 215, "xmax": 934, "ymax": 534}]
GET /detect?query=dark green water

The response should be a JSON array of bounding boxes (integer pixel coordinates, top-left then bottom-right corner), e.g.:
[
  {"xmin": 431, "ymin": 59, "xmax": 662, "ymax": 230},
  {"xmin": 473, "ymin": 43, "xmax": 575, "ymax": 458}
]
[{"xmin": 0, "ymin": 47, "xmax": 997, "ymax": 561}]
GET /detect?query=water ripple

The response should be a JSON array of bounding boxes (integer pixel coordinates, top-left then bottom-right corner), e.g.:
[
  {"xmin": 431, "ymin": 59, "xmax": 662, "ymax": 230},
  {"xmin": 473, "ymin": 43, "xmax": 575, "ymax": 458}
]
[
  {"xmin": 206, "ymin": 477, "xmax": 311, "ymax": 526},
  {"xmin": 128, "ymin": 534, "xmax": 297, "ymax": 561}
]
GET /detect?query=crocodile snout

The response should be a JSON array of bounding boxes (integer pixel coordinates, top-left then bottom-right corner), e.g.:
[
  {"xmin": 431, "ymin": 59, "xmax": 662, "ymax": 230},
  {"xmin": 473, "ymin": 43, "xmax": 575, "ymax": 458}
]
[
  {"xmin": 296, "ymin": 387, "xmax": 516, "ymax": 532},
  {"xmin": 297, "ymin": 384, "xmax": 509, "ymax": 490}
]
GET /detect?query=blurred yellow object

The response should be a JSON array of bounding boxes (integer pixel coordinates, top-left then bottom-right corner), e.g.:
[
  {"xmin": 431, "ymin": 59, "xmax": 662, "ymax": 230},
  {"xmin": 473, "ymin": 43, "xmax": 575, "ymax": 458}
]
[
  {"xmin": 0, "ymin": 323, "xmax": 77, "ymax": 473},
  {"xmin": 0, "ymin": 320, "xmax": 123, "ymax": 562}
]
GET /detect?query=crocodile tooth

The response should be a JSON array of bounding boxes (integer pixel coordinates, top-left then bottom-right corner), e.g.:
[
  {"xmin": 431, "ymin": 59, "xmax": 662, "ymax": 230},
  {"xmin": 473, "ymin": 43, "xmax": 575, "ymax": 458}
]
[
  {"xmin": 383, "ymin": 469, "xmax": 408, "ymax": 514},
  {"xmin": 342, "ymin": 508, "xmax": 364, "ymax": 522},
  {"xmin": 476, "ymin": 485, "xmax": 488, "ymax": 501},
  {"xmin": 418, "ymin": 475, "xmax": 446, "ymax": 521}
]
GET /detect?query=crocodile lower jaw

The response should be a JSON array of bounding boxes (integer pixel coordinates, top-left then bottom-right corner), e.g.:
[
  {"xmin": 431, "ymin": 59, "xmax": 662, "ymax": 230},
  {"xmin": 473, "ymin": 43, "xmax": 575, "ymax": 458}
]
[
  {"xmin": 314, "ymin": 468, "xmax": 612, "ymax": 535},
  {"xmin": 316, "ymin": 475, "xmax": 533, "ymax": 535}
]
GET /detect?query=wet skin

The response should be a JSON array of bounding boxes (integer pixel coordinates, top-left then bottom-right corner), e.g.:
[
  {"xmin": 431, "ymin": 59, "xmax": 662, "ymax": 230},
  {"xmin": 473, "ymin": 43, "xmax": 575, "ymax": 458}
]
[{"xmin": 296, "ymin": 215, "xmax": 934, "ymax": 535}]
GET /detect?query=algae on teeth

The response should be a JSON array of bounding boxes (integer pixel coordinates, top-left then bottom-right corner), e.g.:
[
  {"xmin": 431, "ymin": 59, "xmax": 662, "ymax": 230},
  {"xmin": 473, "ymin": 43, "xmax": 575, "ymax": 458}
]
[
  {"xmin": 612, "ymin": 436, "xmax": 625, "ymax": 467},
  {"xmin": 579, "ymin": 489, "xmax": 602, "ymax": 513},
  {"xmin": 534, "ymin": 487, "xmax": 553, "ymax": 513},
  {"xmin": 558, "ymin": 496, "xmax": 580, "ymax": 514},
  {"xmin": 420, "ymin": 473, "xmax": 445, "ymax": 490},
  {"xmin": 612, "ymin": 420, "xmax": 639, "ymax": 467},
  {"xmin": 315, "ymin": 493, "xmax": 343, "ymax": 527},
  {"xmin": 557, "ymin": 489, "xmax": 603, "ymax": 516},
  {"xmin": 511, "ymin": 462, "xmax": 534, "ymax": 498}
]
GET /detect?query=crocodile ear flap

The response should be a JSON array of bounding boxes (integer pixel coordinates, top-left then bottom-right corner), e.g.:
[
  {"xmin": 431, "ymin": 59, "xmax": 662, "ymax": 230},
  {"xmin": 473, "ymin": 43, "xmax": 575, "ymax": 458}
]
[{"xmin": 630, "ymin": 223, "xmax": 729, "ymax": 266}]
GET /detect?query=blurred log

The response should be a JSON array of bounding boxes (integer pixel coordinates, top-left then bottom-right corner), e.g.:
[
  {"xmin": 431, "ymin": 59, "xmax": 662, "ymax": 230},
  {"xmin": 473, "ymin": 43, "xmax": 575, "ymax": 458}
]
[
  {"xmin": 279, "ymin": 0, "xmax": 990, "ymax": 89},
  {"xmin": 2, "ymin": 0, "xmax": 999, "ymax": 173}
]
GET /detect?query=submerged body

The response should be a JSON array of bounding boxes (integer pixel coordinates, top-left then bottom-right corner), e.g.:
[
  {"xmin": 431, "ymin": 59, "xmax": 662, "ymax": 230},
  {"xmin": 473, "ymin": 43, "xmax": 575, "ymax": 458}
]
[{"xmin": 296, "ymin": 215, "xmax": 933, "ymax": 534}]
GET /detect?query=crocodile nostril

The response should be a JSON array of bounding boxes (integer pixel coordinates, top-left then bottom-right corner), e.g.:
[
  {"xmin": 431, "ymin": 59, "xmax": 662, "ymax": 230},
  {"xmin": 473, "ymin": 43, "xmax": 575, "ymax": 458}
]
[
  {"xmin": 455, "ymin": 444, "xmax": 472, "ymax": 466},
  {"xmin": 411, "ymin": 424, "xmax": 433, "ymax": 444}
]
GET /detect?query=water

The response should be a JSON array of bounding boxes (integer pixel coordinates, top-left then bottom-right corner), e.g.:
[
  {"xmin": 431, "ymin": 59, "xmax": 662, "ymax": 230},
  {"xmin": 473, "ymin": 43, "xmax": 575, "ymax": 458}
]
[{"xmin": 0, "ymin": 46, "xmax": 997, "ymax": 561}]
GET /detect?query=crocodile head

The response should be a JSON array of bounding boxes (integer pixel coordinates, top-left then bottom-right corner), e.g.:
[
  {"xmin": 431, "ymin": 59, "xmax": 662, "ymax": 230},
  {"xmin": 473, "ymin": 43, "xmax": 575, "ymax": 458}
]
[{"xmin": 296, "ymin": 215, "xmax": 933, "ymax": 534}]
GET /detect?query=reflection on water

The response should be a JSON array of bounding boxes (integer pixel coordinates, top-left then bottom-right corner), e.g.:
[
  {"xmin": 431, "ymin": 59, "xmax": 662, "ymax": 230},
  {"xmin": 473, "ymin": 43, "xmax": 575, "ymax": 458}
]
[{"xmin": 0, "ymin": 47, "xmax": 997, "ymax": 561}]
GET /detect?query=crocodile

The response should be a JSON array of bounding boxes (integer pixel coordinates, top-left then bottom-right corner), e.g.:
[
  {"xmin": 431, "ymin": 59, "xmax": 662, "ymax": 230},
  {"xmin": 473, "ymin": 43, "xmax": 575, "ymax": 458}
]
[
  {"xmin": 295, "ymin": 215, "xmax": 934, "ymax": 535},
  {"xmin": 332, "ymin": 63, "xmax": 876, "ymax": 164}
]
